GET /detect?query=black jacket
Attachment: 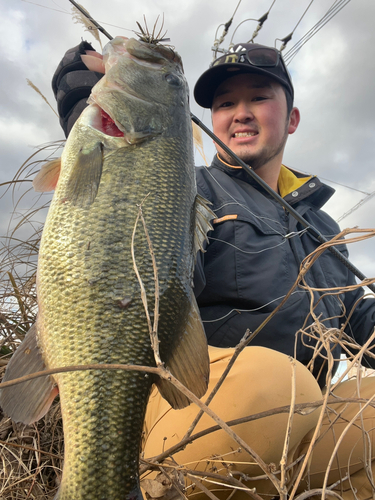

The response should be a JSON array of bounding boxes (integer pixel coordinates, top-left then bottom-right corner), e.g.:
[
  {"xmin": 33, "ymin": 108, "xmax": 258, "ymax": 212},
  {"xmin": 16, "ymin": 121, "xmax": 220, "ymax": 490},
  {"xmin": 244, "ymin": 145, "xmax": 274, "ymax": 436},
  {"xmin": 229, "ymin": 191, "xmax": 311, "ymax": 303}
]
[{"xmin": 194, "ymin": 155, "xmax": 375, "ymax": 386}]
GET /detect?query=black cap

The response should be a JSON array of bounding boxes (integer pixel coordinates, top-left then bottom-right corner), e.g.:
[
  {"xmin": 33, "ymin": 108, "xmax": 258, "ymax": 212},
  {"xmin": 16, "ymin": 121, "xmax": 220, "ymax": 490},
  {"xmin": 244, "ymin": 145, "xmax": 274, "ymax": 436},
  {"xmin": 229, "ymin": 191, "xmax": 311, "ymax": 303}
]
[{"xmin": 194, "ymin": 42, "xmax": 294, "ymax": 108}]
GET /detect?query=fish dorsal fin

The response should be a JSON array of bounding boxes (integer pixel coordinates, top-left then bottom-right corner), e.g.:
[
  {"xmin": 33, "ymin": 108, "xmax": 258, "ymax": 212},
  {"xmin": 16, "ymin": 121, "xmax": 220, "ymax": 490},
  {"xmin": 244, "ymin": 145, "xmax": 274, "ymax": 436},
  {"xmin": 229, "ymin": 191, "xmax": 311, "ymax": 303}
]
[
  {"xmin": 194, "ymin": 194, "xmax": 215, "ymax": 255},
  {"xmin": 65, "ymin": 142, "xmax": 103, "ymax": 208},
  {"xmin": 33, "ymin": 158, "xmax": 62, "ymax": 192},
  {"xmin": 155, "ymin": 295, "xmax": 209, "ymax": 409},
  {"xmin": 0, "ymin": 323, "xmax": 58, "ymax": 425}
]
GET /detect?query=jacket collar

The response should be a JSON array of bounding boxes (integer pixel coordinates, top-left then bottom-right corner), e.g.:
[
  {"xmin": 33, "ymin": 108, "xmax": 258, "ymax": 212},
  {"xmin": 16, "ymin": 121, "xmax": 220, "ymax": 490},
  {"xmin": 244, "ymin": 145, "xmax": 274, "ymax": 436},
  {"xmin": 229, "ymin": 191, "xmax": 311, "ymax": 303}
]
[{"xmin": 210, "ymin": 154, "xmax": 335, "ymax": 210}]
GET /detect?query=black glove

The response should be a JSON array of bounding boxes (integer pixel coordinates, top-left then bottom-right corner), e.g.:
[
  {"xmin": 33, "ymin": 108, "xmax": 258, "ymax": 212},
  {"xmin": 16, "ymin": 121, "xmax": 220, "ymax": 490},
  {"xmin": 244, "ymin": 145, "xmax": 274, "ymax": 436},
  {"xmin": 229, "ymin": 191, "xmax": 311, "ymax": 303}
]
[{"xmin": 52, "ymin": 41, "xmax": 104, "ymax": 137}]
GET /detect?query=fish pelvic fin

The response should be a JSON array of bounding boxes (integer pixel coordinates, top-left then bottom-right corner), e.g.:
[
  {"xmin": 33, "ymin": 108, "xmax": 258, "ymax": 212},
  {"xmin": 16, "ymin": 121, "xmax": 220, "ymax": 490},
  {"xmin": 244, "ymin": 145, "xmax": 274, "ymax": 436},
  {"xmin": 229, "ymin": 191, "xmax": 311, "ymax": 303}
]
[
  {"xmin": 155, "ymin": 294, "xmax": 209, "ymax": 410},
  {"xmin": 65, "ymin": 142, "xmax": 103, "ymax": 208},
  {"xmin": 33, "ymin": 157, "xmax": 62, "ymax": 192},
  {"xmin": 0, "ymin": 322, "xmax": 58, "ymax": 425},
  {"xmin": 194, "ymin": 194, "xmax": 215, "ymax": 256}
]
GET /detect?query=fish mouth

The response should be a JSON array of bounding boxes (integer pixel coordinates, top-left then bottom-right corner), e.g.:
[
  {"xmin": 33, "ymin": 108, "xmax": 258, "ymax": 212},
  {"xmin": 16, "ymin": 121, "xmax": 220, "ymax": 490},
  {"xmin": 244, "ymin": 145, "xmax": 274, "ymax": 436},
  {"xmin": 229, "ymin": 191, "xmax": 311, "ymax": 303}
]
[
  {"xmin": 88, "ymin": 105, "xmax": 125, "ymax": 138},
  {"xmin": 98, "ymin": 109, "xmax": 125, "ymax": 138},
  {"xmin": 86, "ymin": 104, "xmax": 158, "ymax": 145}
]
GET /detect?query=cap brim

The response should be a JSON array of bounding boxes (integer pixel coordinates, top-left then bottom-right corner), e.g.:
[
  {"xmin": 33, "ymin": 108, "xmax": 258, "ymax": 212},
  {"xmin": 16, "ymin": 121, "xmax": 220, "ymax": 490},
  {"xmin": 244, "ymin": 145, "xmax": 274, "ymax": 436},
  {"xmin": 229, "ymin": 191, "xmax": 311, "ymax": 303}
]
[{"xmin": 194, "ymin": 64, "xmax": 291, "ymax": 109}]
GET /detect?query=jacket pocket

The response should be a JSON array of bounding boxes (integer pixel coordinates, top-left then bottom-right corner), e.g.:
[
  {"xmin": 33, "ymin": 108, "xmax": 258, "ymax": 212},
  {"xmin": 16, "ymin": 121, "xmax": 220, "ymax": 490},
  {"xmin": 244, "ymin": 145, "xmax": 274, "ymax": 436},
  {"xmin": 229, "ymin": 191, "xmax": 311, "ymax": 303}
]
[{"xmin": 231, "ymin": 216, "xmax": 299, "ymax": 304}]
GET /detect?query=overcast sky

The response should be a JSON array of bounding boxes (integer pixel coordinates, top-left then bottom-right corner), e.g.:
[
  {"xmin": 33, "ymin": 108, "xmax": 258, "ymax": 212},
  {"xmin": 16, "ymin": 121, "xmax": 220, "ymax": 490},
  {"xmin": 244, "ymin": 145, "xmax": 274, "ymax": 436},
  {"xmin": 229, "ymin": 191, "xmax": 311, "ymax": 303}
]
[{"xmin": 1, "ymin": 0, "xmax": 374, "ymax": 279}]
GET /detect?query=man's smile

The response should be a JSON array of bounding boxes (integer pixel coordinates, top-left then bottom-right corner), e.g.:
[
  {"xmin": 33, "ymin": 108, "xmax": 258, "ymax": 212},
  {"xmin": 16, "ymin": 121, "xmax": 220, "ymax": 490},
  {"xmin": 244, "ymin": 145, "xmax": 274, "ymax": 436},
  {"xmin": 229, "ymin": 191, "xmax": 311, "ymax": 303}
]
[{"xmin": 233, "ymin": 131, "xmax": 258, "ymax": 138}]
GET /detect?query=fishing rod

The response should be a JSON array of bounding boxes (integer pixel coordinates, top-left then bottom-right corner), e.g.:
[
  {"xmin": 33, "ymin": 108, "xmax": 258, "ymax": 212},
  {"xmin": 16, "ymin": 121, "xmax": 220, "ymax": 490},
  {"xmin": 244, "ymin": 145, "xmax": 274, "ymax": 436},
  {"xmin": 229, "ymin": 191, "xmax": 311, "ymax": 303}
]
[
  {"xmin": 68, "ymin": 0, "xmax": 113, "ymax": 40},
  {"xmin": 191, "ymin": 114, "xmax": 375, "ymax": 294},
  {"xmin": 67, "ymin": 0, "xmax": 375, "ymax": 293}
]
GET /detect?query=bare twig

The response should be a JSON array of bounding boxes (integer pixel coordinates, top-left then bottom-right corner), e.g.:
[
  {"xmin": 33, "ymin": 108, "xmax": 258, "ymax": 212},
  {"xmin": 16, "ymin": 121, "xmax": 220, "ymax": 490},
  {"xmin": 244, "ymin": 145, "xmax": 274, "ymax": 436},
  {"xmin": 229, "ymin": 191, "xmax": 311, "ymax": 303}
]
[
  {"xmin": 182, "ymin": 329, "xmax": 252, "ymax": 440},
  {"xmin": 295, "ymin": 488, "xmax": 344, "ymax": 500},
  {"xmin": 279, "ymin": 357, "xmax": 297, "ymax": 498},
  {"xmin": 322, "ymin": 393, "xmax": 375, "ymax": 493}
]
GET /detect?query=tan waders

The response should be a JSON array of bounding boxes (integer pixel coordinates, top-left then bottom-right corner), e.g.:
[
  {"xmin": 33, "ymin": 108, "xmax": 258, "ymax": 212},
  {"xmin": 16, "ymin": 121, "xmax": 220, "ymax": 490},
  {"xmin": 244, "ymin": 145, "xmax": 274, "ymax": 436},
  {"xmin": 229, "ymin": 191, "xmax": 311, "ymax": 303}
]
[{"xmin": 143, "ymin": 346, "xmax": 375, "ymax": 499}]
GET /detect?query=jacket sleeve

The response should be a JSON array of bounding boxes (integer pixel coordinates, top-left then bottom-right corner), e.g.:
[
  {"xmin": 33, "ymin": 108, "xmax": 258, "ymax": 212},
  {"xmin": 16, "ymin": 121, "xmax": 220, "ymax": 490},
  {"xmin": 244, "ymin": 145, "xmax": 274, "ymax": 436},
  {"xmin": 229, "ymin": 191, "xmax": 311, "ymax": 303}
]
[
  {"xmin": 52, "ymin": 41, "xmax": 103, "ymax": 137},
  {"xmin": 343, "ymin": 272, "xmax": 375, "ymax": 369}
]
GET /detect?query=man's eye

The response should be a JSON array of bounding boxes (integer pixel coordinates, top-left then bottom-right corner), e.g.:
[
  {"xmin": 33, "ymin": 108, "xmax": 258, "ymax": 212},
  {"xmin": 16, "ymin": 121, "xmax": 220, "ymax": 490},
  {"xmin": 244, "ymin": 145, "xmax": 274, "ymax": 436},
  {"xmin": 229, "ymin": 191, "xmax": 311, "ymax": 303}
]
[
  {"xmin": 219, "ymin": 101, "xmax": 233, "ymax": 108},
  {"xmin": 253, "ymin": 96, "xmax": 267, "ymax": 101}
]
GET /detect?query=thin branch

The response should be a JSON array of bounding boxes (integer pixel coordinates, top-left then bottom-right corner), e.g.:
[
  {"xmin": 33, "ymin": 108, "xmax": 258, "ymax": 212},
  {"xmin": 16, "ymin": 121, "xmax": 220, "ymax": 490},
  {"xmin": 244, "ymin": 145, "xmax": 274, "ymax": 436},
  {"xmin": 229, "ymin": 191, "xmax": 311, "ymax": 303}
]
[
  {"xmin": 322, "ymin": 393, "xmax": 375, "ymax": 493},
  {"xmin": 295, "ymin": 489, "xmax": 344, "ymax": 500},
  {"xmin": 279, "ymin": 357, "xmax": 297, "ymax": 498},
  {"xmin": 138, "ymin": 202, "xmax": 161, "ymax": 365},
  {"xmin": 140, "ymin": 396, "xmax": 375, "ymax": 475},
  {"xmin": 131, "ymin": 196, "xmax": 153, "ymax": 340}
]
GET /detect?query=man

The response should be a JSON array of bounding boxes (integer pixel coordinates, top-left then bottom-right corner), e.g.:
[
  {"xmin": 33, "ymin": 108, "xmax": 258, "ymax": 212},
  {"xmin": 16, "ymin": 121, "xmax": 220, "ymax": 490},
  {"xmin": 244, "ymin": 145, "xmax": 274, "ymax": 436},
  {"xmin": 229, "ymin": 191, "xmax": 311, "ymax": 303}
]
[{"xmin": 53, "ymin": 41, "xmax": 375, "ymax": 499}]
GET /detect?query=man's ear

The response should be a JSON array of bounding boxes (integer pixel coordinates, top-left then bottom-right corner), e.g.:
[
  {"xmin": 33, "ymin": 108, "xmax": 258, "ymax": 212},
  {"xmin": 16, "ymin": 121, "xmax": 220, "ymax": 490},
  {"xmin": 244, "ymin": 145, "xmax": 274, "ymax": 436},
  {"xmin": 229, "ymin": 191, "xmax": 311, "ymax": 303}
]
[{"xmin": 288, "ymin": 107, "xmax": 300, "ymax": 135}]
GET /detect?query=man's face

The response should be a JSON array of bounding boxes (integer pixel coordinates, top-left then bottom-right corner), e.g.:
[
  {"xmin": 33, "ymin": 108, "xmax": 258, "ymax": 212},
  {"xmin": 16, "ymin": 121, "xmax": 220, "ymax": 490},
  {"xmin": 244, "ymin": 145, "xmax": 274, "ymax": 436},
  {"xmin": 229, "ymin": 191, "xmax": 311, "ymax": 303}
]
[{"xmin": 211, "ymin": 73, "xmax": 299, "ymax": 171}]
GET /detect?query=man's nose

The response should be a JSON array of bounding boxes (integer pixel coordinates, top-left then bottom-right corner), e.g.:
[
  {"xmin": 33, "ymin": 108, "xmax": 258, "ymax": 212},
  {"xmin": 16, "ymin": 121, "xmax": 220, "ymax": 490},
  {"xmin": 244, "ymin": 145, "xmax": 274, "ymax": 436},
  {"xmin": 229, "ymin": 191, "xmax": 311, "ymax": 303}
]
[{"xmin": 233, "ymin": 102, "xmax": 254, "ymax": 122}]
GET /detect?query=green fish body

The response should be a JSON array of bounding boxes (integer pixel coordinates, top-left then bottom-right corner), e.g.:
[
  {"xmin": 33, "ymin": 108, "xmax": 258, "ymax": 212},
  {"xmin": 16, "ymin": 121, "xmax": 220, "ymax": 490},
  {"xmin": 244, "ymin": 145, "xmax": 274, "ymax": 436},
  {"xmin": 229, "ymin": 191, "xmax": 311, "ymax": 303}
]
[{"xmin": 0, "ymin": 37, "xmax": 213, "ymax": 500}]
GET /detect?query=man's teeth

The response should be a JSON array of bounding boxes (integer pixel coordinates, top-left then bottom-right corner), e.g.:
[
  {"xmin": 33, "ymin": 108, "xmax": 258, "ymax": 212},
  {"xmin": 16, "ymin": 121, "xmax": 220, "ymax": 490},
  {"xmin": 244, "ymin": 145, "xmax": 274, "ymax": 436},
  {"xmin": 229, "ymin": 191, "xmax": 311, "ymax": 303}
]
[{"xmin": 234, "ymin": 132, "xmax": 257, "ymax": 137}]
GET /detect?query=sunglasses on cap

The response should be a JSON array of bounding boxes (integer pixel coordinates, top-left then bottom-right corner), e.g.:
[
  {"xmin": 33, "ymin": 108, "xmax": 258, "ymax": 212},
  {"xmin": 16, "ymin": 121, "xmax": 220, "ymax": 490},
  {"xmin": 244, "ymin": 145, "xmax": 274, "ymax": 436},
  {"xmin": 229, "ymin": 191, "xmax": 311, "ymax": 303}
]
[
  {"xmin": 194, "ymin": 43, "xmax": 294, "ymax": 108},
  {"xmin": 214, "ymin": 45, "xmax": 292, "ymax": 89}
]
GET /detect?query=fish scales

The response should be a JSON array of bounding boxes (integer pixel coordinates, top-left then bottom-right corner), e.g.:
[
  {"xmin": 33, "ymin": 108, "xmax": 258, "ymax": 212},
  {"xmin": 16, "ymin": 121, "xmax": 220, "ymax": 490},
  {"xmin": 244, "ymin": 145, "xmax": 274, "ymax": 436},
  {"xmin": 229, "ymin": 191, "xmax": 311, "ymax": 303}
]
[
  {"xmin": 0, "ymin": 37, "xmax": 212, "ymax": 500},
  {"xmin": 38, "ymin": 139, "xmax": 196, "ymax": 499}
]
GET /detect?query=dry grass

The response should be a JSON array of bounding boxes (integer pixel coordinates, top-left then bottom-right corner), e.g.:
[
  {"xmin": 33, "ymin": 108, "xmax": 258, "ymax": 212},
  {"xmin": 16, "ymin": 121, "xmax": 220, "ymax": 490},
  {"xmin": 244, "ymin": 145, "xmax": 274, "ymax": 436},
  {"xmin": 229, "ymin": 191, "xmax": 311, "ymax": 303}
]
[
  {"xmin": 1, "ymin": 154, "xmax": 375, "ymax": 499},
  {"xmin": 0, "ymin": 395, "xmax": 63, "ymax": 500},
  {"xmin": 0, "ymin": 145, "xmax": 64, "ymax": 499}
]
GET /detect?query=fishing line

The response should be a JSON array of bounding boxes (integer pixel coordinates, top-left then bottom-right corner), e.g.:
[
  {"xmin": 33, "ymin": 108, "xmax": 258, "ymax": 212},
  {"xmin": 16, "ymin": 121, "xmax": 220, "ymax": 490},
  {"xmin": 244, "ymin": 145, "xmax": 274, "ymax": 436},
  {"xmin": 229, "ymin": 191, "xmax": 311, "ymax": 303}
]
[
  {"xmin": 198, "ymin": 165, "xmax": 289, "ymax": 236},
  {"xmin": 22, "ymin": 0, "xmax": 70, "ymax": 14},
  {"xmin": 208, "ymin": 235, "xmax": 288, "ymax": 254},
  {"xmin": 24, "ymin": 0, "xmax": 132, "ymax": 34},
  {"xmin": 202, "ymin": 291, "xmax": 306, "ymax": 323},
  {"xmin": 213, "ymin": 200, "xmax": 288, "ymax": 232},
  {"xmin": 63, "ymin": 1, "xmax": 375, "ymax": 293}
]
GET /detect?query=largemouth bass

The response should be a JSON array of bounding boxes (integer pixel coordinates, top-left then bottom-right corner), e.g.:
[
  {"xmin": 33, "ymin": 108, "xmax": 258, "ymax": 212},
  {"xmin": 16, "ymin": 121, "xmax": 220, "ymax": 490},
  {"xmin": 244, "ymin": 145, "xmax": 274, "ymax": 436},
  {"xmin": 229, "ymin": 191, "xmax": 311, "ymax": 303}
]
[{"xmin": 0, "ymin": 37, "xmax": 213, "ymax": 500}]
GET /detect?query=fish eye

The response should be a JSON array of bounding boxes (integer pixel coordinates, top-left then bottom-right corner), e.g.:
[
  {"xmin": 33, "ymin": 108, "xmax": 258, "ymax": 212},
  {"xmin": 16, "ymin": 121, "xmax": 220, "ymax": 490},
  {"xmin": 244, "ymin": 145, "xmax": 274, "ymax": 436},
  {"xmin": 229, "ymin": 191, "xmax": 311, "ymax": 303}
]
[{"xmin": 165, "ymin": 73, "xmax": 182, "ymax": 87}]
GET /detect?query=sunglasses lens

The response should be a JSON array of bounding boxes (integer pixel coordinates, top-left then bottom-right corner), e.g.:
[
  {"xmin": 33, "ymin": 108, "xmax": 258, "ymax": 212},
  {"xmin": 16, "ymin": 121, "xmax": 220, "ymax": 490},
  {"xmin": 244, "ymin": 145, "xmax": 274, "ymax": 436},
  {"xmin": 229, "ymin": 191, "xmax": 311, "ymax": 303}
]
[{"xmin": 247, "ymin": 48, "xmax": 279, "ymax": 67}]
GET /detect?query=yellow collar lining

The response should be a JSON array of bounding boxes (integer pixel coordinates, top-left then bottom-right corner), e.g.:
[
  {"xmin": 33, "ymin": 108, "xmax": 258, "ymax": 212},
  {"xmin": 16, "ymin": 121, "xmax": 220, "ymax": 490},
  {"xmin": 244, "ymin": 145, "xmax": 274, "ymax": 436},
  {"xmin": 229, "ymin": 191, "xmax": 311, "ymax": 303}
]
[
  {"xmin": 278, "ymin": 165, "xmax": 312, "ymax": 198},
  {"xmin": 216, "ymin": 155, "xmax": 312, "ymax": 198}
]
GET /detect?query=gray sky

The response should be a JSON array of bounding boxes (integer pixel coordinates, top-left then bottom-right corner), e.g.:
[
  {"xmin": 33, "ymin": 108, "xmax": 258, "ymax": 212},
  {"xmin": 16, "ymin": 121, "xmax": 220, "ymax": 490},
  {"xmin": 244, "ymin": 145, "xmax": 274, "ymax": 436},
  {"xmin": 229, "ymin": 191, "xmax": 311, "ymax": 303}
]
[{"xmin": 1, "ymin": 0, "xmax": 374, "ymax": 279}]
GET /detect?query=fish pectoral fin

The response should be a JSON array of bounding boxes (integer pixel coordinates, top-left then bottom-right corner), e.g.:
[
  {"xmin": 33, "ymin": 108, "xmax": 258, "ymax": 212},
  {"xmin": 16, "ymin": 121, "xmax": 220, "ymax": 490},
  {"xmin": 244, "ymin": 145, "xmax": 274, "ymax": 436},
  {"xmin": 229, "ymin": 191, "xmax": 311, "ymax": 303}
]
[
  {"xmin": 0, "ymin": 322, "xmax": 58, "ymax": 425},
  {"xmin": 33, "ymin": 158, "xmax": 62, "ymax": 192},
  {"xmin": 194, "ymin": 194, "xmax": 216, "ymax": 256},
  {"xmin": 65, "ymin": 142, "xmax": 103, "ymax": 208},
  {"xmin": 155, "ymin": 295, "xmax": 210, "ymax": 410}
]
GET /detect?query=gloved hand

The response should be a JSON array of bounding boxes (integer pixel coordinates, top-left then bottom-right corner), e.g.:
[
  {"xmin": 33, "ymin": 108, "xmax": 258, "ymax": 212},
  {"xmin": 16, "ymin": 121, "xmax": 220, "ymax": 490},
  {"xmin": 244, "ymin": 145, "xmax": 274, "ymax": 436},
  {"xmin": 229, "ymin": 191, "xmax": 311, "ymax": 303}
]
[{"xmin": 52, "ymin": 41, "xmax": 104, "ymax": 137}]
